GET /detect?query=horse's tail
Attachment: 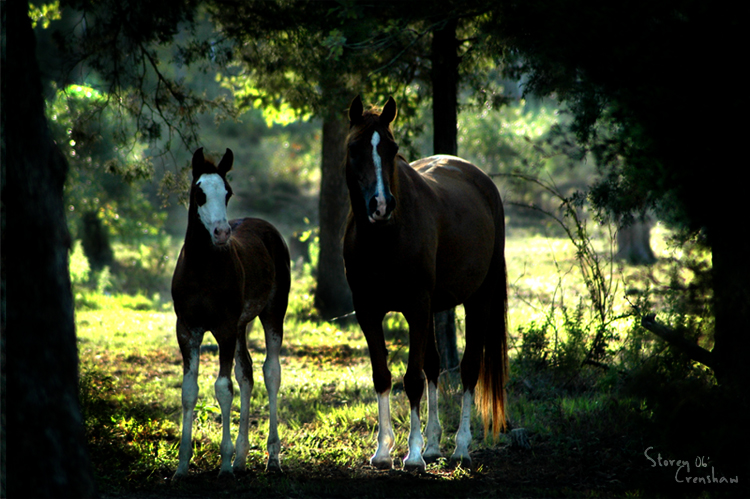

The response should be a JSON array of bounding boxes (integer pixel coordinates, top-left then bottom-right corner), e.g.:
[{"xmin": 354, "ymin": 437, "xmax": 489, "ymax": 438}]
[{"xmin": 475, "ymin": 233, "xmax": 509, "ymax": 440}]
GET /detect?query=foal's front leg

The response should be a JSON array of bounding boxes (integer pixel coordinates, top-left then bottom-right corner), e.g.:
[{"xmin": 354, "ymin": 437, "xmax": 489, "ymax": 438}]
[{"xmin": 174, "ymin": 322, "xmax": 203, "ymax": 480}]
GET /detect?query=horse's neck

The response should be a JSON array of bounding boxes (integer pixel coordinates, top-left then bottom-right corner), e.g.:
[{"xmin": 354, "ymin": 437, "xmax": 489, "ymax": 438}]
[{"xmin": 182, "ymin": 215, "xmax": 235, "ymax": 264}]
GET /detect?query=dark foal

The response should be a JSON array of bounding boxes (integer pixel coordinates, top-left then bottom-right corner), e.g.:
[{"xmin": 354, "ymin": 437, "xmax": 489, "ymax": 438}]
[
  {"xmin": 343, "ymin": 96, "xmax": 509, "ymax": 472},
  {"xmin": 171, "ymin": 148, "xmax": 290, "ymax": 479}
]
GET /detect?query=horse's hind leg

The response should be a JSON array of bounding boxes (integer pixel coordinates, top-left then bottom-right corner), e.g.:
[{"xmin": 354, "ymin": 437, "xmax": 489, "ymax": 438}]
[
  {"xmin": 260, "ymin": 308, "xmax": 284, "ymax": 472},
  {"xmin": 402, "ymin": 302, "xmax": 433, "ymax": 473},
  {"xmin": 174, "ymin": 321, "xmax": 203, "ymax": 480},
  {"xmin": 452, "ymin": 296, "xmax": 491, "ymax": 468},
  {"xmin": 233, "ymin": 319, "xmax": 255, "ymax": 473},
  {"xmin": 215, "ymin": 329, "xmax": 238, "ymax": 477}
]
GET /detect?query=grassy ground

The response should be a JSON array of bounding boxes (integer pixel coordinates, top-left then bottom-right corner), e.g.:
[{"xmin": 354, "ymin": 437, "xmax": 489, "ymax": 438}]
[{"xmin": 75, "ymin": 227, "xmax": 737, "ymax": 498}]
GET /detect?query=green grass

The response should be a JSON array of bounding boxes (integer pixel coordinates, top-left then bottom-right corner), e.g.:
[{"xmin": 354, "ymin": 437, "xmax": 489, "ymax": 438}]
[{"xmin": 74, "ymin": 229, "xmax": 715, "ymax": 497}]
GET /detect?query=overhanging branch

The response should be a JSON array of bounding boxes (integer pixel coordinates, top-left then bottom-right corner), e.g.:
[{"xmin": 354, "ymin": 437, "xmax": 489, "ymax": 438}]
[{"xmin": 641, "ymin": 314, "xmax": 715, "ymax": 370}]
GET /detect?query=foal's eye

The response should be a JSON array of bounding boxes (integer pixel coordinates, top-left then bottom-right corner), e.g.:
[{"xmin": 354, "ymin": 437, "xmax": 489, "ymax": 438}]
[{"xmin": 196, "ymin": 189, "xmax": 207, "ymax": 206}]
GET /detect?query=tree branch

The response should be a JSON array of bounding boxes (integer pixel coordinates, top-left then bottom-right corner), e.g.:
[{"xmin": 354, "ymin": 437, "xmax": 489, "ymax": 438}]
[{"xmin": 640, "ymin": 314, "xmax": 715, "ymax": 370}]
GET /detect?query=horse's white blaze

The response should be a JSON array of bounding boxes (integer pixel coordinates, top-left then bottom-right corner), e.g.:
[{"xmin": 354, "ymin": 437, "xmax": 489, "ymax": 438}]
[
  {"xmin": 370, "ymin": 131, "xmax": 388, "ymax": 221},
  {"xmin": 196, "ymin": 173, "xmax": 230, "ymax": 242},
  {"xmin": 371, "ymin": 390, "xmax": 395, "ymax": 468}
]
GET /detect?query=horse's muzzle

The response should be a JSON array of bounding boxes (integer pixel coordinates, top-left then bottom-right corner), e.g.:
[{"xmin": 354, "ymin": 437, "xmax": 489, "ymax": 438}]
[
  {"xmin": 213, "ymin": 225, "xmax": 232, "ymax": 245},
  {"xmin": 368, "ymin": 194, "xmax": 396, "ymax": 223}
]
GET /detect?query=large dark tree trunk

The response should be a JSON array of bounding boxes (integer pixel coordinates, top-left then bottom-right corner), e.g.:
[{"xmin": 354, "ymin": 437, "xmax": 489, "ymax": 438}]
[
  {"xmin": 711, "ymin": 226, "xmax": 750, "ymax": 391},
  {"xmin": 314, "ymin": 85, "xmax": 353, "ymax": 320},
  {"xmin": 1, "ymin": 3, "xmax": 97, "ymax": 497},
  {"xmin": 431, "ymin": 19, "xmax": 460, "ymax": 372}
]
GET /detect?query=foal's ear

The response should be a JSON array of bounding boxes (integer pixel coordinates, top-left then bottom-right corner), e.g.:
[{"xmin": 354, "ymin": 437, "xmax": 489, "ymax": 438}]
[
  {"xmin": 218, "ymin": 148, "xmax": 234, "ymax": 175},
  {"xmin": 349, "ymin": 95, "xmax": 364, "ymax": 127},
  {"xmin": 380, "ymin": 96, "xmax": 397, "ymax": 126},
  {"xmin": 191, "ymin": 147, "xmax": 205, "ymax": 179}
]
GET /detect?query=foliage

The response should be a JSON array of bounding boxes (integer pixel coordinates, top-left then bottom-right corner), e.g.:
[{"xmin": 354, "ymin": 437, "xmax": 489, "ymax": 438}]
[
  {"xmin": 29, "ymin": 1, "xmax": 61, "ymax": 29},
  {"xmin": 46, "ymin": 83, "xmax": 166, "ymax": 243}
]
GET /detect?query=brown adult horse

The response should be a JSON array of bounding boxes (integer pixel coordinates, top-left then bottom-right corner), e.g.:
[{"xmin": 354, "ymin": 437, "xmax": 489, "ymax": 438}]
[
  {"xmin": 343, "ymin": 96, "xmax": 509, "ymax": 472},
  {"xmin": 171, "ymin": 148, "xmax": 291, "ymax": 479}
]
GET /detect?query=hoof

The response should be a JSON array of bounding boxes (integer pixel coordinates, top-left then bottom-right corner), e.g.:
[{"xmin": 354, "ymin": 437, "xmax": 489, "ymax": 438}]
[
  {"xmin": 403, "ymin": 454, "xmax": 427, "ymax": 474},
  {"xmin": 449, "ymin": 454, "xmax": 473, "ymax": 470},
  {"xmin": 423, "ymin": 449, "xmax": 442, "ymax": 465},
  {"xmin": 217, "ymin": 469, "xmax": 236, "ymax": 482},
  {"xmin": 171, "ymin": 466, "xmax": 189, "ymax": 483},
  {"xmin": 266, "ymin": 457, "xmax": 283, "ymax": 474},
  {"xmin": 370, "ymin": 456, "xmax": 393, "ymax": 470}
]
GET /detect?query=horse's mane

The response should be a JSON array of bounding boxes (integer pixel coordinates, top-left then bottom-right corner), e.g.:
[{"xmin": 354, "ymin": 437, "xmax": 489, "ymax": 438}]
[{"xmin": 347, "ymin": 106, "xmax": 396, "ymax": 143}]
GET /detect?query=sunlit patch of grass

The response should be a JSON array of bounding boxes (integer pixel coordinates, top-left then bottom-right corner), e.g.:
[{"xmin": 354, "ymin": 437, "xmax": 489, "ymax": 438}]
[{"xmin": 75, "ymin": 232, "xmax": 674, "ymax": 494}]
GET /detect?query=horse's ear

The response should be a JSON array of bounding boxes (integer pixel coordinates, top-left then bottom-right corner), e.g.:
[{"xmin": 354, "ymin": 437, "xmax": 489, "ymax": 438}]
[
  {"xmin": 191, "ymin": 147, "xmax": 205, "ymax": 179},
  {"xmin": 218, "ymin": 148, "xmax": 234, "ymax": 175},
  {"xmin": 380, "ymin": 96, "xmax": 397, "ymax": 126},
  {"xmin": 349, "ymin": 95, "xmax": 364, "ymax": 127}
]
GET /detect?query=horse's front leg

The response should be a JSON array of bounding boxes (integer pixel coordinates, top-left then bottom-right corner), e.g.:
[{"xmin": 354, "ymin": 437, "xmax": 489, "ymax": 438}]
[
  {"xmin": 173, "ymin": 321, "xmax": 203, "ymax": 480},
  {"xmin": 358, "ymin": 308, "xmax": 393, "ymax": 469}
]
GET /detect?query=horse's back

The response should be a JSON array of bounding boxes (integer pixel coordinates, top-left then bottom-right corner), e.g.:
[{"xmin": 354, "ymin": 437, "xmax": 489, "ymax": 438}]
[
  {"xmin": 411, "ymin": 155, "xmax": 502, "ymax": 218},
  {"xmin": 408, "ymin": 155, "xmax": 504, "ymax": 309}
]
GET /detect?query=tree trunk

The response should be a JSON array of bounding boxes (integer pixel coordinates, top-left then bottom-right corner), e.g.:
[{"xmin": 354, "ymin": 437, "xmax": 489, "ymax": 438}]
[
  {"xmin": 615, "ymin": 215, "xmax": 656, "ymax": 265},
  {"xmin": 2, "ymin": 3, "xmax": 97, "ymax": 496},
  {"xmin": 81, "ymin": 210, "xmax": 115, "ymax": 272},
  {"xmin": 710, "ymin": 226, "xmax": 750, "ymax": 391},
  {"xmin": 314, "ymin": 87, "xmax": 353, "ymax": 320},
  {"xmin": 431, "ymin": 19, "xmax": 460, "ymax": 372}
]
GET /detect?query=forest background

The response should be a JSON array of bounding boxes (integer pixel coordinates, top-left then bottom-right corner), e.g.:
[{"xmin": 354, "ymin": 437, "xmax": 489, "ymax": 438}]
[{"xmin": 3, "ymin": 0, "xmax": 748, "ymax": 497}]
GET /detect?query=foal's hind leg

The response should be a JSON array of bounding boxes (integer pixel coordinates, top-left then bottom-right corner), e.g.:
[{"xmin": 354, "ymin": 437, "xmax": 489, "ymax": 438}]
[
  {"xmin": 232, "ymin": 319, "xmax": 255, "ymax": 473},
  {"xmin": 215, "ymin": 329, "xmax": 239, "ymax": 477},
  {"xmin": 260, "ymin": 309, "xmax": 284, "ymax": 472}
]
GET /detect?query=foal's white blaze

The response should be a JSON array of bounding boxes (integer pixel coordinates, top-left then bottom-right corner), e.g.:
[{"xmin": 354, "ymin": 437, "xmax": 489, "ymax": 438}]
[
  {"xmin": 196, "ymin": 173, "xmax": 231, "ymax": 244},
  {"xmin": 369, "ymin": 131, "xmax": 389, "ymax": 223}
]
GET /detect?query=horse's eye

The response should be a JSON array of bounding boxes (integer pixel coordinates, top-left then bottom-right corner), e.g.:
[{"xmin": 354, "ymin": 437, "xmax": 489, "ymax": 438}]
[{"xmin": 196, "ymin": 189, "xmax": 207, "ymax": 206}]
